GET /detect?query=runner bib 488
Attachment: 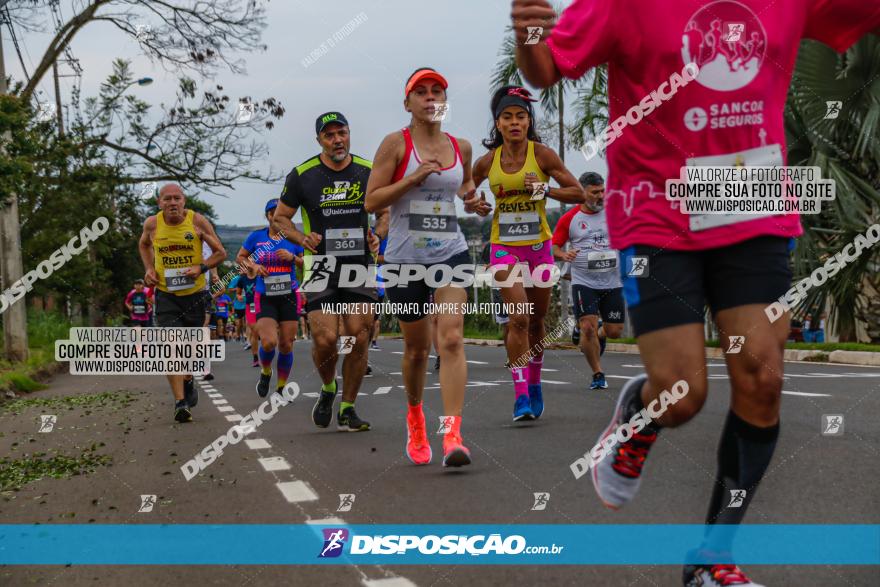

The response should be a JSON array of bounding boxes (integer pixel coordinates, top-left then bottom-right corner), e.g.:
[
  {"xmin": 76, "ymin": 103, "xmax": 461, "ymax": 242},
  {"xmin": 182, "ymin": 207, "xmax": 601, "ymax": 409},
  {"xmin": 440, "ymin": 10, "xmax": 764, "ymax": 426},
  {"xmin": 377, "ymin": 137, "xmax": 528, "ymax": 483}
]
[{"xmin": 264, "ymin": 274, "xmax": 292, "ymax": 296}]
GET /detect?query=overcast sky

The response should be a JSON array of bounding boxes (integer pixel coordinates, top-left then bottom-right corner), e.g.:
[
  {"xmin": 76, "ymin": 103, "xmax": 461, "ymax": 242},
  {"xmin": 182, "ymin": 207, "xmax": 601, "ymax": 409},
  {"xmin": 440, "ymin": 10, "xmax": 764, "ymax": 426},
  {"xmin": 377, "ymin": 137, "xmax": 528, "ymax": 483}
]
[{"xmin": 6, "ymin": 0, "xmax": 606, "ymax": 226}]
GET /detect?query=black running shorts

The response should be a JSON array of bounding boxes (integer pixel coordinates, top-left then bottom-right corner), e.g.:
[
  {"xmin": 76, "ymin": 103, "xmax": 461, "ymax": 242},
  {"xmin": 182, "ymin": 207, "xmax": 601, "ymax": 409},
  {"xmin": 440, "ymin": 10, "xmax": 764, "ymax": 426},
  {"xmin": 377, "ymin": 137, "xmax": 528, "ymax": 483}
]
[
  {"xmin": 572, "ymin": 285, "xmax": 625, "ymax": 323},
  {"xmin": 155, "ymin": 290, "xmax": 208, "ymax": 328},
  {"xmin": 620, "ymin": 236, "xmax": 793, "ymax": 337},
  {"xmin": 255, "ymin": 291, "xmax": 299, "ymax": 323},
  {"xmin": 384, "ymin": 250, "xmax": 473, "ymax": 322}
]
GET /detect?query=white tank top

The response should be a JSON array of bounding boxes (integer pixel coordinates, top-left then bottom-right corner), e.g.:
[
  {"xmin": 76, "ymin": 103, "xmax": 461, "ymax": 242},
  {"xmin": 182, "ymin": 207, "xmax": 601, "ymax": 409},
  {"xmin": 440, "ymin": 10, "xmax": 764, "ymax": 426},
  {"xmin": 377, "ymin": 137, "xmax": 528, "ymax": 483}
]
[{"xmin": 383, "ymin": 128, "xmax": 469, "ymax": 264}]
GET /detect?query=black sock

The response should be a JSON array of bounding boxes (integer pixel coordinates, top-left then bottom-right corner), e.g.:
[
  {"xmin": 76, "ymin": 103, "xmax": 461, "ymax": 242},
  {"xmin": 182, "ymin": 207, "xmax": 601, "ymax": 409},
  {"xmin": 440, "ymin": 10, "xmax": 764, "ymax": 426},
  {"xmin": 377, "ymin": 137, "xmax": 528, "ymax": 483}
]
[
  {"xmin": 624, "ymin": 376, "xmax": 661, "ymax": 432},
  {"xmin": 703, "ymin": 410, "xmax": 779, "ymax": 553}
]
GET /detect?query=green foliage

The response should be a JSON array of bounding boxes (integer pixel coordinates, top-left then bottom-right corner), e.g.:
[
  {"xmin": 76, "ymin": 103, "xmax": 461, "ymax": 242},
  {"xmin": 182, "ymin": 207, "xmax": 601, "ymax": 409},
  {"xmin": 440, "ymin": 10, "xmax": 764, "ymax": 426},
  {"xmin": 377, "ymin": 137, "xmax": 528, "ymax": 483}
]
[
  {"xmin": 785, "ymin": 37, "xmax": 880, "ymax": 341},
  {"xmin": 1, "ymin": 390, "xmax": 137, "ymax": 415},
  {"xmin": 0, "ymin": 447, "xmax": 111, "ymax": 492},
  {"xmin": 4, "ymin": 374, "xmax": 46, "ymax": 393}
]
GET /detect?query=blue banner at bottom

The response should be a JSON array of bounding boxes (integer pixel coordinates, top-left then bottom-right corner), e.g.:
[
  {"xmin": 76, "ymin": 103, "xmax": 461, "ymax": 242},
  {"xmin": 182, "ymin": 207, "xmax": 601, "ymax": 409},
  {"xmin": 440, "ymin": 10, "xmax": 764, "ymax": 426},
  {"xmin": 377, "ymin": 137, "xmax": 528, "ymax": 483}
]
[{"xmin": 0, "ymin": 525, "xmax": 877, "ymax": 565}]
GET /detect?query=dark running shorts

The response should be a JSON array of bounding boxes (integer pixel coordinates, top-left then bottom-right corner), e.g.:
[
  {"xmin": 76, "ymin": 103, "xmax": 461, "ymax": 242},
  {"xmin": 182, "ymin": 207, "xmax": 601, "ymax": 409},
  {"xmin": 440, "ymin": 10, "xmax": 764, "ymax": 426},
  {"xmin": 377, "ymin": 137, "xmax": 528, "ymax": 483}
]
[
  {"xmin": 572, "ymin": 285, "xmax": 625, "ymax": 323},
  {"xmin": 385, "ymin": 250, "xmax": 473, "ymax": 322},
  {"xmin": 619, "ymin": 236, "xmax": 793, "ymax": 336},
  {"xmin": 155, "ymin": 290, "xmax": 208, "ymax": 328}
]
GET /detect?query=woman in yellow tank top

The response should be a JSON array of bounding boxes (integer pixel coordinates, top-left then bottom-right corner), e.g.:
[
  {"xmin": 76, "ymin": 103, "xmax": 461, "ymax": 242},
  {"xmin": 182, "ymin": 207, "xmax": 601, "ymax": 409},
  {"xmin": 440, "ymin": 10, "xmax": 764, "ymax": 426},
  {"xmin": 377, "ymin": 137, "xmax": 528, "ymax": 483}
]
[{"xmin": 473, "ymin": 85, "xmax": 585, "ymax": 423}]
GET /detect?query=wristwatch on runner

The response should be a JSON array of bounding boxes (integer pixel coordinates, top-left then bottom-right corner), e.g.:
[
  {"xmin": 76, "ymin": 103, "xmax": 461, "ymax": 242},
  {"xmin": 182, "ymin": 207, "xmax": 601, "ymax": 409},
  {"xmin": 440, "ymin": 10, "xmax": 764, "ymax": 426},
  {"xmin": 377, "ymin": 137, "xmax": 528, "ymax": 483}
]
[{"xmin": 199, "ymin": 263, "xmax": 209, "ymax": 275}]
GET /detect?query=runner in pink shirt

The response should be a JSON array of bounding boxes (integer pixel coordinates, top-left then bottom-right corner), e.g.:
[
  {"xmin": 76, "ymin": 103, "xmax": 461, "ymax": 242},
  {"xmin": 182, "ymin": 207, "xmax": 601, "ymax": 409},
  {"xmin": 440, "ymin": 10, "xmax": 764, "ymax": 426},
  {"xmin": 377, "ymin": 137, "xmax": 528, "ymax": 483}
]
[
  {"xmin": 512, "ymin": 1, "xmax": 880, "ymax": 584},
  {"xmin": 124, "ymin": 279, "xmax": 152, "ymax": 327}
]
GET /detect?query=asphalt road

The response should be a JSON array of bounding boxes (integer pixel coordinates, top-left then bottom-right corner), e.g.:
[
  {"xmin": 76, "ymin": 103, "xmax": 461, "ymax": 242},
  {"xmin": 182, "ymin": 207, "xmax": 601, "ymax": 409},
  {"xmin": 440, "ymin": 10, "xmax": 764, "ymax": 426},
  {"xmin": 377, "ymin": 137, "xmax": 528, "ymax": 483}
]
[{"xmin": 1, "ymin": 338, "xmax": 878, "ymax": 586}]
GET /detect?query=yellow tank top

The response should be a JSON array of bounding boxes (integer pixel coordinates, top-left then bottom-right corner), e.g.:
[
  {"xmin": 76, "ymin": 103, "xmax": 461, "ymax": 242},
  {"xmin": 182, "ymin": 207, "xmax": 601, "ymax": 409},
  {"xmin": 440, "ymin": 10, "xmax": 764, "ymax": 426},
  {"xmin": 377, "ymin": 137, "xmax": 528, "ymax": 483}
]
[
  {"xmin": 153, "ymin": 209, "xmax": 206, "ymax": 296},
  {"xmin": 488, "ymin": 141, "xmax": 551, "ymax": 246}
]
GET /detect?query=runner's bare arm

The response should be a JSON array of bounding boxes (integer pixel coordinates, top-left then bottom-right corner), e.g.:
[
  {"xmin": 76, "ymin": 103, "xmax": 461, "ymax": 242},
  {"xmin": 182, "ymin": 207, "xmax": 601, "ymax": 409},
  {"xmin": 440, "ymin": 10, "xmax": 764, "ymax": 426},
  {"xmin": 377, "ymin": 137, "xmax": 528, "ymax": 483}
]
[
  {"xmin": 535, "ymin": 144, "xmax": 585, "ymax": 204},
  {"xmin": 459, "ymin": 140, "xmax": 492, "ymax": 216},
  {"xmin": 512, "ymin": 0, "xmax": 562, "ymax": 88},
  {"xmin": 552, "ymin": 244, "xmax": 578, "ymax": 262},
  {"xmin": 193, "ymin": 214, "xmax": 227, "ymax": 268},
  {"xmin": 365, "ymin": 132, "xmax": 410, "ymax": 212},
  {"xmin": 472, "ymin": 151, "xmax": 493, "ymax": 189},
  {"xmin": 272, "ymin": 202, "xmax": 321, "ymax": 252},
  {"xmin": 138, "ymin": 216, "xmax": 158, "ymax": 285},
  {"xmin": 457, "ymin": 139, "xmax": 476, "ymax": 198},
  {"xmin": 373, "ymin": 209, "xmax": 390, "ymax": 240},
  {"xmin": 235, "ymin": 247, "xmax": 256, "ymax": 273}
]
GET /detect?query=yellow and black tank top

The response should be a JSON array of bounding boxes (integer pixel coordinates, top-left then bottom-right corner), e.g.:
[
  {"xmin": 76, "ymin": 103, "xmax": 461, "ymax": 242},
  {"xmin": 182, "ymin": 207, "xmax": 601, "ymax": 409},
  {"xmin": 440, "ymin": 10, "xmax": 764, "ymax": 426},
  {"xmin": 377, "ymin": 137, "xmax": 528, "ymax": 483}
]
[
  {"xmin": 488, "ymin": 141, "xmax": 552, "ymax": 246},
  {"xmin": 153, "ymin": 209, "xmax": 205, "ymax": 296}
]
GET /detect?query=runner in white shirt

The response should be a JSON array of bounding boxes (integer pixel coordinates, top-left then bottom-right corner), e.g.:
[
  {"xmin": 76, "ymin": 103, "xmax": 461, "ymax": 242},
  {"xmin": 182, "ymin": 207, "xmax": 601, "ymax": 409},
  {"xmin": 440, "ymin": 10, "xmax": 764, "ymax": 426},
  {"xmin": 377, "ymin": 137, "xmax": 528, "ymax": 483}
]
[{"xmin": 552, "ymin": 172, "xmax": 624, "ymax": 390}]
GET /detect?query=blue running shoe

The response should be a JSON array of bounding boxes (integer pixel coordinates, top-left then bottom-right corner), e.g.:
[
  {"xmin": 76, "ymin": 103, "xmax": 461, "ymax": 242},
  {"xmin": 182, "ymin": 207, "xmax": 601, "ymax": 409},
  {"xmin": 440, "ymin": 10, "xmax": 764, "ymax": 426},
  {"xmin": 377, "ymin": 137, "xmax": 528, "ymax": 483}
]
[
  {"xmin": 590, "ymin": 372, "xmax": 608, "ymax": 390},
  {"xmin": 513, "ymin": 395, "xmax": 535, "ymax": 421},
  {"xmin": 528, "ymin": 384, "xmax": 544, "ymax": 419}
]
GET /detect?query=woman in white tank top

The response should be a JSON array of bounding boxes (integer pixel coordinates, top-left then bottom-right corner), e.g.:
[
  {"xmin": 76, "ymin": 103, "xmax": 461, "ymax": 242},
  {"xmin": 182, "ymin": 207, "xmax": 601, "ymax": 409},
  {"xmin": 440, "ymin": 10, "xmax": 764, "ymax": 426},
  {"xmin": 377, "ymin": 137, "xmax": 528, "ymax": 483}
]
[{"xmin": 366, "ymin": 67, "xmax": 491, "ymax": 470}]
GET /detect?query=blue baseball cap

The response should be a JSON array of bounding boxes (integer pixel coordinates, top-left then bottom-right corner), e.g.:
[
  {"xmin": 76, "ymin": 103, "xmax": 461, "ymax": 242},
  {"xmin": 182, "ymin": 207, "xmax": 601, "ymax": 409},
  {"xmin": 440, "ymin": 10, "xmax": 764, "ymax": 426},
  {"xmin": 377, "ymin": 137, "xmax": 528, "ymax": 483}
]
[{"xmin": 265, "ymin": 198, "xmax": 279, "ymax": 213}]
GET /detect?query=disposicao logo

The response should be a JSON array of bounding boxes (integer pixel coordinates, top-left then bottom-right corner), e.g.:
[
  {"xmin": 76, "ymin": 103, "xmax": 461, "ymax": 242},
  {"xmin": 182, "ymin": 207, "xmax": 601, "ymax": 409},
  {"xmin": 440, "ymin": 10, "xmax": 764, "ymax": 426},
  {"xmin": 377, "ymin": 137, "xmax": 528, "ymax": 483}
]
[{"xmin": 319, "ymin": 528, "xmax": 349, "ymax": 558}]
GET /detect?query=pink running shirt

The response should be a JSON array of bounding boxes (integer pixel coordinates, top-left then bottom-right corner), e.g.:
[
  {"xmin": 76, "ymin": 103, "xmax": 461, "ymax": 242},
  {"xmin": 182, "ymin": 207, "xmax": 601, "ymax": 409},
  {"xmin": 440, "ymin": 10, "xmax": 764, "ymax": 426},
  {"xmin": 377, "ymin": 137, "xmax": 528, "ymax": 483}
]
[{"xmin": 547, "ymin": 0, "xmax": 880, "ymax": 250}]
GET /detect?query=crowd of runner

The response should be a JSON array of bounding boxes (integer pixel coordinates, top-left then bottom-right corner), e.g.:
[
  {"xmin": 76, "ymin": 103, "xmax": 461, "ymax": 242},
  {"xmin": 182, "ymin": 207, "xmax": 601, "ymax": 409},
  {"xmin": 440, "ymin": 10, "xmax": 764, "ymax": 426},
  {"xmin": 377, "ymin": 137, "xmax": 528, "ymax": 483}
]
[{"xmin": 132, "ymin": 2, "xmax": 880, "ymax": 584}]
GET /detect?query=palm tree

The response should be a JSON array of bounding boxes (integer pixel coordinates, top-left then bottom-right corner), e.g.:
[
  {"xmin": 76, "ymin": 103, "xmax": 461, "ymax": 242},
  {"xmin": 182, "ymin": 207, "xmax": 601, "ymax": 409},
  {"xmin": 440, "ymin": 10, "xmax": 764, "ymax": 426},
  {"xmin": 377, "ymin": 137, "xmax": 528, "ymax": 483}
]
[
  {"xmin": 491, "ymin": 25, "xmax": 608, "ymax": 165},
  {"xmin": 785, "ymin": 36, "xmax": 880, "ymax": 342}
]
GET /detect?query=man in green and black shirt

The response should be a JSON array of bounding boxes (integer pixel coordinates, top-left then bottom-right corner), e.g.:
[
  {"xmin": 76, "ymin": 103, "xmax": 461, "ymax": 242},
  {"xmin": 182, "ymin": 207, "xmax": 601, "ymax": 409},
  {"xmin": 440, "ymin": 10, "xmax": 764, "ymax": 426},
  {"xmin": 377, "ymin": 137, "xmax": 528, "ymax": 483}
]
[{"xmin": 274, "ymin": 111, "xmax": 386, "ymax": 432}]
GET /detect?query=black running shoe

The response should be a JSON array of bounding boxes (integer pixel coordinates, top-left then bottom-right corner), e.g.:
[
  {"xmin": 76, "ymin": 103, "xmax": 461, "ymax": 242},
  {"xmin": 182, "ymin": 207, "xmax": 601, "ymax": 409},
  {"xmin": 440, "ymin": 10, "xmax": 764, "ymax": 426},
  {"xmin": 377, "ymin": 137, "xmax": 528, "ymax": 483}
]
[
  {"xmin": 337, "ymin": 406, "xmax": 370, "ymax": 432},
  {"xmin": 203, "ymin": 373, "xmax": 215, "ymax": 381},
  {"xmin": 312, "ymin": 389, "xmax": 336, "ymax": 428},
  {"xmin": 256, "ymin": 372, "xmax": 272, "ymax": 397},
  {"xmin": 434, "ymin": 356, "xmax": 440, "ymax": 371},
  {"xmin": 174, "ymin": 400, "xmax": 192, "ymax": 423},
  {"xmin": 183, "ymin": 377, "xmax": 198, "ymax": 407},
  {"xmin": 365, "ymin": 363, "xmax": 372, "ymax": 376}
]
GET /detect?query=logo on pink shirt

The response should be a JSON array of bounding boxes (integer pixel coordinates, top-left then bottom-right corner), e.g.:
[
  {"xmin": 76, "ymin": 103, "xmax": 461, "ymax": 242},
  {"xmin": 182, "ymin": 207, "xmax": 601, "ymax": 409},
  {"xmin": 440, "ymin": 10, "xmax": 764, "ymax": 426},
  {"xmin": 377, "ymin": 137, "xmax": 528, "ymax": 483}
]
[{"xmin": 681, "ymin": 1, "xmax": 767, "ymax": 92}]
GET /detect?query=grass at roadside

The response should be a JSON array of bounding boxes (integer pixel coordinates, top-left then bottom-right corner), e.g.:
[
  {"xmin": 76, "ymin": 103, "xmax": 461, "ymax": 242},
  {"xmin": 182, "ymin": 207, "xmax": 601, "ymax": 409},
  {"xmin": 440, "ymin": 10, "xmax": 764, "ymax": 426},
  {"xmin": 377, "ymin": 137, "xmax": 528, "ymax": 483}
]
[{"xmin": 0, "ymin": 311, "xmax": 76, "ymax": 394}]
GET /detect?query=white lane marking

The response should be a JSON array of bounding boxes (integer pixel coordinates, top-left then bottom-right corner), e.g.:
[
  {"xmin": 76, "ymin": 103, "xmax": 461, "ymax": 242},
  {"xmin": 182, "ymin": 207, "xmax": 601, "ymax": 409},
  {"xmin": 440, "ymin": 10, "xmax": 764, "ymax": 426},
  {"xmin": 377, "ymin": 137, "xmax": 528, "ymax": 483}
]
[
  {"xmin": 225, "ymin": 415, "xmax": 242, "ymax": 422},
  {"xmin": 607, "ymin": 375, "xmax": 635, "ymax": 380},
  {"xmin": 307, "ymin": 517, "xmax": 346, "ymax": 525},
  {"xmin": 234, "ymin": 424, "xmax": 255, "ymax": 436},
  {"xmin": 466, "ymin": 360, "xmax": 489, "ymax": 365},
  {"xmin": 539, "ymin": 379, "xmax": 569, "ymax": 385},
  {"xmin": 374, "ymin": 386, "xmax": 392, "ymax": 394},
  {"xmin": 303, "ymin": 392, "xmax": 319, "ymax": 398},
  {"xmin": 542, "ymin": 368, "xmax": 558, "ymax": 372},
  {"xmin": 212, "ymin": 399, "xmax": 228, "ymax": 405},
  {"xmin": 245, "ymin": 438, "xmax": 271, "ymax": 450},
  {"xmin": 389, "ymin": 372, "xmax": 432, "ymax": 376},
  {"xmin": 392, "ymin": 351, "xmax": 404, "ymax": 355},
  {"xmin": 276, "ymin": 480, "xmax": 319, "ymax": 503},
  {"xmin": 217, "ymin": 406, "xmax": 235, "ymax": 412},
  {"xmin": 363, "ymin": 579, "xmax": 418, "ymax": 587},
  {"xmin": 782, "ymin": 390, "xmax": 832, "ymax": 397},
  {"xmin": 363, "ymin": 578, "xmax": 418, "ymax": 587},
  {"xmin": 258, "ymin": 456, "xmax": 291, "ymax": 472}
]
